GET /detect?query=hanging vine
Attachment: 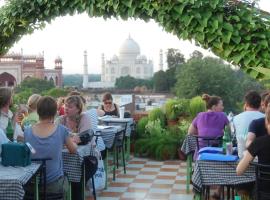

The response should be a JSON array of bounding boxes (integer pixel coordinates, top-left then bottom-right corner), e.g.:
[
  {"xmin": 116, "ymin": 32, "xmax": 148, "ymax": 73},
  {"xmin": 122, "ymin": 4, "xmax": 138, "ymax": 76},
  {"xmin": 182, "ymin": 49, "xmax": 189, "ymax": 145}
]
[{"xmin": 0, "ymin": 0, "xmax": 269, "ymax": 79}]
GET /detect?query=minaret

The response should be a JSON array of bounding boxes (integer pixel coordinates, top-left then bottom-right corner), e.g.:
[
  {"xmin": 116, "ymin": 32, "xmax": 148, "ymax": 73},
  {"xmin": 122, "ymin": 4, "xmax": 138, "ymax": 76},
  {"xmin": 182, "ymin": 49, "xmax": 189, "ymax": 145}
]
[
  {"xmin": 101, "ymin": 53, "xmax": 105, "ymax": 82},
  {"xmin": 82, "ymin": 50, "xmax": 88, "ymax": 88},
  {"xmin": 159, "ymin": 49, "xmax": 163, "ymax": 71}
]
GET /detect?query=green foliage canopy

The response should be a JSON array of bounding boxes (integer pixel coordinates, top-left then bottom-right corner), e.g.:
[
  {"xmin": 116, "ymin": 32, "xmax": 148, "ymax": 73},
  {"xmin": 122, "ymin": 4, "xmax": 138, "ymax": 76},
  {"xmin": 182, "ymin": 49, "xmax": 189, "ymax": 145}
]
[
  {"xmin": 166, "ymin": 48, "xmax": 185, "ymax": 69},
  {"xmin": 115, "ymin": 75, "xmax": 153, "ymax": 90},
  {"xmin": 175, "ymin": 56, "xmax": 264, "ymax": 112},
  {"xmin": 15, "ymin": 78, "xmax": 54, "ymax": 93},
  {"xmin": 0, "ymin": 0, "xmax": 270, "ymax": 79}
]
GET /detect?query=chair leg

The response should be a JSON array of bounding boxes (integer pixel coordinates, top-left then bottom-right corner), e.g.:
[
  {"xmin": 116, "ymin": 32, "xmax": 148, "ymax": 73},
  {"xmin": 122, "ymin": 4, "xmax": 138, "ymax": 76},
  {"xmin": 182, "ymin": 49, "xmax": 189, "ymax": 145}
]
[
  {"xmin": 113, "ymin": 146, "xmax": 116, "ymax": 181},
  {"xmin": 92, "ymin": 177, "xmax": 96, "ymax": 200},
  {"xmin": 125, "ymin": 136, "xmax": 130, "ymax": 161},
  {"xmin": 122, "ymin": 146, "xmax": 126, "ymax": 174},
  {"xmin": 104, "ymin": 149, "xmax": 108, "ymax": 189},
  {"xmin": 116, "ymin": 147, "xmax": 119, "ymax": 169}
]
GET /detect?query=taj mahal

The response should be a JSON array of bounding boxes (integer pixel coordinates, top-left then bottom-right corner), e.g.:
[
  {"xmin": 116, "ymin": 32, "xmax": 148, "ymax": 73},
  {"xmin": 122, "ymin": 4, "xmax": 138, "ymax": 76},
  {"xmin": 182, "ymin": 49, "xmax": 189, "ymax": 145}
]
[{"xmin": 83, "ymin": 35, "xmax": 159, "ymax": 88}]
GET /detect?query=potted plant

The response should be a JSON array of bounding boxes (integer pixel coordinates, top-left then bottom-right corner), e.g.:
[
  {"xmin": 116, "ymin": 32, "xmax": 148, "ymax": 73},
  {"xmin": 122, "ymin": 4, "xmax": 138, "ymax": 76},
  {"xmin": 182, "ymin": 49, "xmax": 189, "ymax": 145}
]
[
  {"xmin": 148, "ymin": 108, "xmax": 166, "ymax": 128},
  {"xmin": 165, "ymin": 99, "xmax": 179, "ymax": 126},
  {"xmin": 165, "ymin": 99, "xmax": 190, "ymax": 126}
]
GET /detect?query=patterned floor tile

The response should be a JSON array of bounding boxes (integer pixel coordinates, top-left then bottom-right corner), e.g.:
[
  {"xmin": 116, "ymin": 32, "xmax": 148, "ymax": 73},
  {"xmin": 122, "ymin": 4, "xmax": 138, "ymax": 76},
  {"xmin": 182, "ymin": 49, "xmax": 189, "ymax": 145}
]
[{"xmin": 86, "ymin": 156, "xmax": 193, "ymax": 200}]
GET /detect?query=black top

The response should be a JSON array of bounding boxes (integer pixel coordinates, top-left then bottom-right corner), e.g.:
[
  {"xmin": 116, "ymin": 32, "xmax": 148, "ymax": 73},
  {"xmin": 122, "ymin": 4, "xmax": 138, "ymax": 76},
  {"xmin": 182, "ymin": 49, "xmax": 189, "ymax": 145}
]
[
  {"xmin": 248, "ymin": 117, "xmax": 267, "ymax": 138},
  {"xmin": 248, "ymin": 134, "xmax": 270, "ymax": 164},
  {"xmin": 101, "ymin": 103, "xmax": 119, "ymax": 117},
  {"xmin": 248, "ymin": 135, "xmax": 270, "ymax": 192}
]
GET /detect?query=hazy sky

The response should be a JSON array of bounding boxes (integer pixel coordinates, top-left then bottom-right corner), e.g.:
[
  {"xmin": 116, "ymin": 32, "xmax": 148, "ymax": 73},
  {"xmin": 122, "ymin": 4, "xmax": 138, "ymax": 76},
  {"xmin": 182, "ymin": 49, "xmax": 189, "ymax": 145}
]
[{"xmin": 1, "ymin": 0, "xmax": 269, "ymax": 74}]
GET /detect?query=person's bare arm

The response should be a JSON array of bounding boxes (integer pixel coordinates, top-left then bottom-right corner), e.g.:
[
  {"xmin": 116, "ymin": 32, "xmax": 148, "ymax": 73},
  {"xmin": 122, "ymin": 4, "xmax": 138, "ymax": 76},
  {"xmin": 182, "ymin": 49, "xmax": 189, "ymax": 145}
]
[
  {"xmin": 97, "ymin": 109, "xmax": 105, "ymax": 117},
  {"xmin": 246, "ymin": 132, "xmax": 256, "ymax": 148},
  {"xmin": 188, "ymin": 124, "xmax": 198, "ymax": 135},
  {"xmin": 236, "ymin": 151, "xmax": 254, "ymax": 175},
  {"xmin": 65, "ymin": 136, "xmax": 77, "ymax": 154}
]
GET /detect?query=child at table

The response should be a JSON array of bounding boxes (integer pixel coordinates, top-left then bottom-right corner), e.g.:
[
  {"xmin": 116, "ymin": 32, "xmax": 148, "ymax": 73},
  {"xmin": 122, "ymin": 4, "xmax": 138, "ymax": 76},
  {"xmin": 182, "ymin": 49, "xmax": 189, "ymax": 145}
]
[{"xmin": 24, "ymin": 96, "xmax": 77, "ymax": 197}]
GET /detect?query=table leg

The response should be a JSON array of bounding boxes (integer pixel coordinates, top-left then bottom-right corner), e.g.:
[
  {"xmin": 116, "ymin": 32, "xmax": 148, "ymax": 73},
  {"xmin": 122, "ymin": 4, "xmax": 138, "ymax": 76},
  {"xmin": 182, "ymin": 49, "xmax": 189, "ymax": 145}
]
[
  {"xmin": 34, "ymin": 174, "xmax": 39, "ymax": 200},
  {"xmin": 194, "ymin": 192, "xmax": 202, "ymax": 200},
  {"xmin": 186, "ymin": 154, "xmax": 192, "ymax": 193},
  {"xmin": 67, "ymin": 182, "xmax": 72, "ymax": 200}
]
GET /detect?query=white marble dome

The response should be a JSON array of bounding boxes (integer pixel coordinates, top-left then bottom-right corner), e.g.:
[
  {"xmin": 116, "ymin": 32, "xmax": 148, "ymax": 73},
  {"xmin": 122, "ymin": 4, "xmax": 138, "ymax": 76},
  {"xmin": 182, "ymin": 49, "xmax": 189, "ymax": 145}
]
[{"xmin": 119, "ymin": 35, "xmax": 140, "ymax": 55}]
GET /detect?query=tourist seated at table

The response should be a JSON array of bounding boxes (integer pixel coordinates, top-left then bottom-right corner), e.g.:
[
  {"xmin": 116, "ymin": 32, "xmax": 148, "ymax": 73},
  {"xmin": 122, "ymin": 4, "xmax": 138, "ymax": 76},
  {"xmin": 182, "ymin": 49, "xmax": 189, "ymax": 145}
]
[
  {"xmin": 188, "ymin": 94, "xmax": 229, "ymax": 150},
  {"xmin": 0, "ymin": 87, "xmax": 14, "ymax": 134},
  {"xmin": 21, "ymin": 94, "xmax": 41, "ymax": 130},
  {"xmin": 99, "ymin": 92, "xmax": 120, "ymax": 117},
  {"xmin": 57, "ymin": 97, "xmax": 65, "ymax": 116},
  {"xmin": 57, "ymin": 95, "xmax": 91, "ymax": 134},
  {"xmin": 57, "ymin": 95, "xmax": 94, "ymax": 200},
  {"xmin": 246, "ymin": 93, "xmax": 270, "ymax": 148},
  {"xmin": 0, "ymin": 129, "xmax": 9, "ymax": 154},
  {"xmin": 234, "ymin": 91, "xmax": 264, "ymax": 158},
  {"xmin": 236, "ymin": 103, "xmax": 270, "ymax": 195},
  {"xmin": 24, "ymin": 96, "xmax": 77, "ymax": 196}
]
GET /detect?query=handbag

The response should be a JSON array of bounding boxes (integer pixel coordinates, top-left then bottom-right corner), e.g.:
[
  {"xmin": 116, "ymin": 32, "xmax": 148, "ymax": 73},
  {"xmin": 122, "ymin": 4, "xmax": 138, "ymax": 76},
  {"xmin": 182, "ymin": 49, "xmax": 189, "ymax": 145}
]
[
  {"xmin": 1, "ymin": 142, "xmax": 31, "ymax": 167},
  {"xmin": 78, "ymin": 129, "xmax": 94, "ymax": 145}
]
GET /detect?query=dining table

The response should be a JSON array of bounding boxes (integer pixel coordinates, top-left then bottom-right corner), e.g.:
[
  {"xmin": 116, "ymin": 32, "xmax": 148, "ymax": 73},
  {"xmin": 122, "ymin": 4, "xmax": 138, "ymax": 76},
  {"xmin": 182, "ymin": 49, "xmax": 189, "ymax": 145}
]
[
  {"xmin": 0, "ymin": 161, "xmax": 41, "ymax": 200},
  {"xmin": 62, "ymin": 144, "xmax": 99, "ymax": 200},
  {"xmin": 192, "ymin": 160, "xmax": 256, "ymax": 199},
  {"xmin": 99, "ymin": 116, "xmax": 134, "ymax": 162}
]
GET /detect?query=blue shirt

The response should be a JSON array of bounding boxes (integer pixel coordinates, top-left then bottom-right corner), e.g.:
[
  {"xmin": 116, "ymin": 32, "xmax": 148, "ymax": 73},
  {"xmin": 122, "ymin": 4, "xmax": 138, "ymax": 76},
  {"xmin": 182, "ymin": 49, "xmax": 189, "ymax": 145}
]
[{"xmin": 24, "ymin": 124, "xmax": 68, "ymax": 183}]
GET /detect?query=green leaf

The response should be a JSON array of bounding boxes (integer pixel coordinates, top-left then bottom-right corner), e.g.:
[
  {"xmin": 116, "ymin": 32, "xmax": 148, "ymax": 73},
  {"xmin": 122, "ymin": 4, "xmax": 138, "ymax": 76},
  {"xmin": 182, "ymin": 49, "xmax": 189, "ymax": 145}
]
[
  {"xmin": 209, "ymin": 0, "xmax": 219, "ymax": 9},
  {"xmin": 223, "ymin": 23, "xmax": 233, "ymax": 32},
  {"xmin": 222, "ymin": 31, "xmax": 232, "ymax": 44},
  {"xmin": 173, "ymin": 4, "xmax": 186, "ymax": 15},
  {"xmin": 231, "ymin": 36, "xmax": 241, "ymax": 44}
]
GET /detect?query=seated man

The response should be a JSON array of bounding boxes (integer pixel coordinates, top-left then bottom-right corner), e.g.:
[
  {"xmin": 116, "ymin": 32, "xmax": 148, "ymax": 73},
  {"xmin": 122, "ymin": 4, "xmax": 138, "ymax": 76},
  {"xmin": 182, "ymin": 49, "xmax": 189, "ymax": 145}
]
[
  {"xmin": 246, "ymin": 93, "xmax": 270, "ymax": 148},
  {"xmin": 234, "ymin": 91, "xmax": 264, "ymax": 158}
]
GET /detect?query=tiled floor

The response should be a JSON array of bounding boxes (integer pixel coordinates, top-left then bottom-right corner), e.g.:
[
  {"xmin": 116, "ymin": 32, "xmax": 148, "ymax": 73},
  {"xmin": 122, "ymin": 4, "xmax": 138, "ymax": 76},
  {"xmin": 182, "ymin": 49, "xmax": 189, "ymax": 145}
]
[{"xmin": 87, "ymin": 157, "xmax": 193, "ymax": 200}]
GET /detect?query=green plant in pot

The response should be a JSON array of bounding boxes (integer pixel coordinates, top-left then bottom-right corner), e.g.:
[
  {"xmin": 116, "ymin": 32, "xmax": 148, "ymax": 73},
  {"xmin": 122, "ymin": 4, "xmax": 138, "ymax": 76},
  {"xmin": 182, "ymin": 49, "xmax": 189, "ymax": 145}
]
[
  {"xmin": 136, "ymin": 116, "xmax": 149, "ymax": 139},
  {"xmin": 148, "ymin": 108, "xmax": 166, "ymax": 128},
  {"xmin": 165, "ymin": 99, "xmax": 189, "ymax": 126}
]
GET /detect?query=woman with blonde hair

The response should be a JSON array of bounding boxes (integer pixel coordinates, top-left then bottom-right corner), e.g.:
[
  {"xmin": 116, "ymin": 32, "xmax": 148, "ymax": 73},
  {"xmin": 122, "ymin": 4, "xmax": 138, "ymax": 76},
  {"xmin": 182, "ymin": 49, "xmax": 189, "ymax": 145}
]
[{"xmin": 21, "ymin": 94, "xmax": 41, "ymax": 129}]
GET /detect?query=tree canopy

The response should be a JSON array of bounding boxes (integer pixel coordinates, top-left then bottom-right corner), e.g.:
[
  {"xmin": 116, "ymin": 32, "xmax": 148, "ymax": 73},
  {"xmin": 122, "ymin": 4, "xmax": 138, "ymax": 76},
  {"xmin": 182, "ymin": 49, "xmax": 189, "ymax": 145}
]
[
  {"xmin": 0, "ymin": 0, "xmax": 269, "ymax": 79},
  {"xmin": 174, "ymin": 56, "xmax": 264, "ymax": 112},
  {"xmin": 166, "ymin": 48, "xmax": 185, "ymax": 69},
  {"xmin": 115, "ymin": 75, "xmax": 153, "ymax": 90}
]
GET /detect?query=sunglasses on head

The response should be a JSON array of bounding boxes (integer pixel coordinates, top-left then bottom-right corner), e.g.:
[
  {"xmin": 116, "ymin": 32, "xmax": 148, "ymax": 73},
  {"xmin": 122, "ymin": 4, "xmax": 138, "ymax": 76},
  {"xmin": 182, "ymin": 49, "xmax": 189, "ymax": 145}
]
[{"xmin": 104, "ymin": 101, "xmax": 112, "ymax": 105}]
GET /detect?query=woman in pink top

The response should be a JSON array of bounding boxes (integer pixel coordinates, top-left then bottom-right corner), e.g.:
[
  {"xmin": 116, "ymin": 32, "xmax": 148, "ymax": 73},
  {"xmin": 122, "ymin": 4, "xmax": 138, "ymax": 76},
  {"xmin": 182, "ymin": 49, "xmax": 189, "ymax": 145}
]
[{"xmin": 188, "ymin": 94, "xmax": 229, "ymax": 138}]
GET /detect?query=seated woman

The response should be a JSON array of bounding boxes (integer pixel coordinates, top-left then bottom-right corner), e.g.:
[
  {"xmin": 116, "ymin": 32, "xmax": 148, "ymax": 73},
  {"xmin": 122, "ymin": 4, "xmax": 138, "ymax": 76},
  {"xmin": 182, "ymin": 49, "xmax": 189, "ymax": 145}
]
[
  {"xmin": 21, "ymin": 94, "xmax": 41, "ymax": 129},
  {"xmin": 188, "ymin": 94, "xmax": 229, "ymax": 153},
  {"xmin": 237, "ymin": 103, "xmax": 270, "ymax": 195},
  {"xmin": 24, "ymin": 96, "xmax": 77, "ymax": 196},
  {"xmin": 57, "ymin": 95, "xmax": 93, "ymax": 200},
  {"xmin": 99, "ymin": 92, "xmax": 120, "ymax": 117}
]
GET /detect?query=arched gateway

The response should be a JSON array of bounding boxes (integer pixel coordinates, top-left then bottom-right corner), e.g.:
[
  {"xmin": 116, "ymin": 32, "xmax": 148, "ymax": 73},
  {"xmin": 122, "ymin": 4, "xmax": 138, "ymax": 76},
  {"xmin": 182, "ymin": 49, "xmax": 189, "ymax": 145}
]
[{"xmin": 0, "ymin": 0, "xmax": 269, "ymax": 79}]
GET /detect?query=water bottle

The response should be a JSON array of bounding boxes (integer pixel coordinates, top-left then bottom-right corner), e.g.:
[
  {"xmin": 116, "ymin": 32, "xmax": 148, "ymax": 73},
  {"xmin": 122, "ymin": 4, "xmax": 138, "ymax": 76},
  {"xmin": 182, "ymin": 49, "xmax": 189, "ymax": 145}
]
[{"xmin": 6, "ymin": 118, "xmax": 14, "ymax": 141}]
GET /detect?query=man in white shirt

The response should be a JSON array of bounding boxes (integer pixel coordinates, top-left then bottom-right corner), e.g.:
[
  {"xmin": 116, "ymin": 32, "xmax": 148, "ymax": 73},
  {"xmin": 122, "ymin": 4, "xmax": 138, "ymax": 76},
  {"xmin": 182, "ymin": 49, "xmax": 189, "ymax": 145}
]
[{"xmin": 233, "ymin": 91, "xmax": 264, "ymax": 158}]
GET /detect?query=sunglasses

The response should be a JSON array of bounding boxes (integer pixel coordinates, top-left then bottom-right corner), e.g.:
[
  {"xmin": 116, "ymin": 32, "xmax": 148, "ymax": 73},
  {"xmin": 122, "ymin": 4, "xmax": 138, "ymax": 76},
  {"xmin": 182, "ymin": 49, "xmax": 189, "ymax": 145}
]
[{"xmin": 104, "ymin": 101, "xmax": 112, "ymax": 105}]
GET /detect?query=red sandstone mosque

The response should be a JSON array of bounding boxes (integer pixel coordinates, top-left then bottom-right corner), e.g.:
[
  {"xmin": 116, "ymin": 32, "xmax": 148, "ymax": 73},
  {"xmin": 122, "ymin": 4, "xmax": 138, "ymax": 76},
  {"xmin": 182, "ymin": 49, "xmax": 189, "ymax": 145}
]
[{"xmin": 0, "ymin": 53, "xmax": 63, "ymax": 87}]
